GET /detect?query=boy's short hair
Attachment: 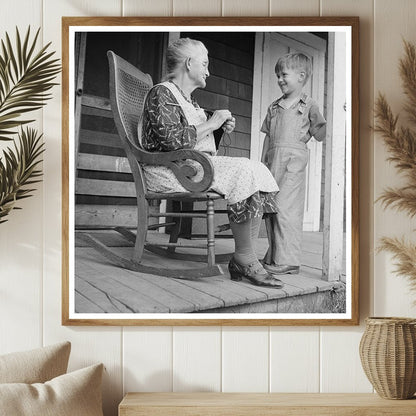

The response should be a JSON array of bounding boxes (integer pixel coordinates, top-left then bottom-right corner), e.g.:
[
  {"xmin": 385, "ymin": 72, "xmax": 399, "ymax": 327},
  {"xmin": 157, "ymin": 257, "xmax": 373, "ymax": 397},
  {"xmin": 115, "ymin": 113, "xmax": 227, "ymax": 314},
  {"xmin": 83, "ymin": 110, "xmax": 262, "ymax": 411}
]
[{"xmin": 275, "ymin": 53, "xmax": 312, "ymax": 84}]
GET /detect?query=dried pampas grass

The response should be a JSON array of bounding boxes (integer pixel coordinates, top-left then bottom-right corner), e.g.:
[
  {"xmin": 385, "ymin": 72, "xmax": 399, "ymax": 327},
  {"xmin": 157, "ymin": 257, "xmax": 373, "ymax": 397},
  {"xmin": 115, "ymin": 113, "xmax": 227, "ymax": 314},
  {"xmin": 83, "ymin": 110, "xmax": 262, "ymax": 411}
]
[{"xmin": 375, "ymin": 40, "xmax": 416, "ymax": 297}]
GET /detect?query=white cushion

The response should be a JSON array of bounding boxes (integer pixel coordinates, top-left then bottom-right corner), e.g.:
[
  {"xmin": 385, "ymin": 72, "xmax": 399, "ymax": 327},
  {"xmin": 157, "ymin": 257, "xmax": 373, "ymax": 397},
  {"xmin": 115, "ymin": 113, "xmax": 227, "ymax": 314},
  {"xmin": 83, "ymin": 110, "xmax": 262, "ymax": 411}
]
[
  {"xmin": 0, "ymin": 363, "xmax": 104, "ymax": 416},
  {"xmin": 0, "ymin": 341, "xmax": 71, "ymax": 384}
]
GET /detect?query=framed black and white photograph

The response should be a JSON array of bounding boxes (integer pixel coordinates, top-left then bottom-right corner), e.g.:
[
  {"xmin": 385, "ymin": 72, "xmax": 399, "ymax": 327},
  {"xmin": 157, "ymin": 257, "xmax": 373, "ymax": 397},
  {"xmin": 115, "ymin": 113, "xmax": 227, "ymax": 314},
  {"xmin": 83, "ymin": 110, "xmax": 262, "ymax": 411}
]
[{"xmin": 62, "ymin": 17, "xmax": 359, "ymax": 326}]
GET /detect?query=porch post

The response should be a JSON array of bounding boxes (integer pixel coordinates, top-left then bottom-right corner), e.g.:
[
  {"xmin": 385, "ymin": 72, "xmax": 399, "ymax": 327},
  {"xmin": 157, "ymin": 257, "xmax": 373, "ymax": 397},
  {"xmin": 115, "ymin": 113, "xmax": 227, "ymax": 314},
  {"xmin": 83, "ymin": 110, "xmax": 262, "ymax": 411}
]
[
  {"xmin": 322, "ymin": 32, "xmax": 346, "ymax": 282},
  {"xmin": 74, "ymin": 32, "xmax": 87, "ymax": 179}
]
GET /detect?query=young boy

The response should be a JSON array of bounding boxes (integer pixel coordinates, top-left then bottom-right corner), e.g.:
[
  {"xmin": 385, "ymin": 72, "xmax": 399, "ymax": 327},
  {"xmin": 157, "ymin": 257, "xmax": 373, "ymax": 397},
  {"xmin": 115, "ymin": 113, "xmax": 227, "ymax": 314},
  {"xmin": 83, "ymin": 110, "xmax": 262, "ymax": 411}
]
[{"xmin": 261, "ymin": 53, "xmax": 326, "ymax": 275}]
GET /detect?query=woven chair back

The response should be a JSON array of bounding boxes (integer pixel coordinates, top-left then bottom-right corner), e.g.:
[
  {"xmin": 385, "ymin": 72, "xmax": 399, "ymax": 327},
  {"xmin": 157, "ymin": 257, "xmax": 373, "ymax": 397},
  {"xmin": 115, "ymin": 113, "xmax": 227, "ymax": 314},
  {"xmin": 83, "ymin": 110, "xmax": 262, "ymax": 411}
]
[{"xmin": 107, "ymin": 50, "xmax": 153, "ymax": 149}]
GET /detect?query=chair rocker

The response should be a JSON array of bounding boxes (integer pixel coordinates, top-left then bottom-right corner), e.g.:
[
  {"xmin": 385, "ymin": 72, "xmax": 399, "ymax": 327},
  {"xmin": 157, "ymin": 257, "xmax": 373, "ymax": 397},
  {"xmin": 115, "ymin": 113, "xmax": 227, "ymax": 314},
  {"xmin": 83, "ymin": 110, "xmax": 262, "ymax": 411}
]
[{"xmin": 79, "ymin": 50, "xmax": 233, "ymax": 279}]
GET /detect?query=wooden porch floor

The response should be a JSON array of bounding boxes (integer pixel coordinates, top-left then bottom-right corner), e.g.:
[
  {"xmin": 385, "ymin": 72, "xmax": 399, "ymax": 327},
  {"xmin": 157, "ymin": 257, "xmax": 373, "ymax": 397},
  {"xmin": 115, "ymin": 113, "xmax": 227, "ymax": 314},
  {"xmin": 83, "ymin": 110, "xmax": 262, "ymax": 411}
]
[{"xmin": 75, "ymin": 231, "xmax": 346, "ymax": 314}]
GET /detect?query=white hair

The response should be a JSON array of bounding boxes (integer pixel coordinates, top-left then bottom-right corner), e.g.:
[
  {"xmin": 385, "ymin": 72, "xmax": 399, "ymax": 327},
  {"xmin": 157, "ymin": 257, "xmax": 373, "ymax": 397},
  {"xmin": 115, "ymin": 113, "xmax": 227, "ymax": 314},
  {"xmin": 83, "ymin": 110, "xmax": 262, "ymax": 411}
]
[{"xmin": 164, "ymin": 38, "xmax": 208, "ymax": 80}]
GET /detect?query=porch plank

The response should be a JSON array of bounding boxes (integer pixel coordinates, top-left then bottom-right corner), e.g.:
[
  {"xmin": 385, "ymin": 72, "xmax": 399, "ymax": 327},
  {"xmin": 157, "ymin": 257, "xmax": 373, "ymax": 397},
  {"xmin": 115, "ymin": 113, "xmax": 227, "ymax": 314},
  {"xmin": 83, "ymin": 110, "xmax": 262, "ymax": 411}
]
[
  {"xmin": 201, "ymin": 299, "xmax": 281, "ymax": 313},
  {"xmin": 78, "ymin": 248, "xmax": 225, "ymax": 312},
  {"xmin": 137, "ymin": 272, "xmax": 229, "ymax": 312},
  {"xmin": 73, "ymin": 233, "xmax": 346, "ymax": 314},
  {"xmin": 276, "ymin": 291, "xmax": 335, "ymax": 313},
  {"xmin": 300, "ymin": 252, "xmax": 323, "ymax": 270},
  {"xmin": 169, "ymin": 276, "xmax": 275, "ymax": 308},
  {"xmin": 75, "ymin": 291, "xmax": 105, "ymax": 313},
  {"xmin": 79, "ymin": 249, "xmax": 203, "ymax": 313},
  {"xmin": 136, "ymin": 275, "xmax": 224, "ymax": 312},
  {"xmin": 75, "ymin": 276, "xmax": 130, "ymax": 313},
  {"xmin": 76, "ymin": 257, "xmax": 170, "ymax": 313},
  {"xmin": 282, "ymin": 275, "xmax": 338, "ymax": 295}
]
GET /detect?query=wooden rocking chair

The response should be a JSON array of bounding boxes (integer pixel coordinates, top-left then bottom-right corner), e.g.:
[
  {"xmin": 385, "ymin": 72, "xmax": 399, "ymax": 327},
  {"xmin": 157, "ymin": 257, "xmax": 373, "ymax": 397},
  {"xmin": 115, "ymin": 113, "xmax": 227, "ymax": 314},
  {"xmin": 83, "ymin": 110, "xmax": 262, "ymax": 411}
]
[{"xmin": 79, "ymin": 50, "xmax": 232, "ymax": 278}]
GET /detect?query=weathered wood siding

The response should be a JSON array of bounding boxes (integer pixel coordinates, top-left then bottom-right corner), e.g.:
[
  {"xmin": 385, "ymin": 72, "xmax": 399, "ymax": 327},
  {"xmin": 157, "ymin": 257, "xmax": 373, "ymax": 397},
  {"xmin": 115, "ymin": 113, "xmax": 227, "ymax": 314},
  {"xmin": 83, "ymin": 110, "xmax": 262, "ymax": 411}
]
[
  {"xmin": 185, "ymin": 32, "xmax": 255, "ymax": 158},
  {"xmin": 76, "ymin": 33, "xmax": 166, "ymax": 227}
]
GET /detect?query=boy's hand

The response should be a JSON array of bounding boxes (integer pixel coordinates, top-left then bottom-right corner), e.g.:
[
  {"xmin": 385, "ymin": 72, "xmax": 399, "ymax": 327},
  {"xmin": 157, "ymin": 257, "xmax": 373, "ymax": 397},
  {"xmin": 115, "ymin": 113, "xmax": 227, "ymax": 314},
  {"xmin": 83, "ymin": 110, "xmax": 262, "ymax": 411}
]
[{"xmin": 222, "ymin": 116, "xmax": 235, "ymax": 134}]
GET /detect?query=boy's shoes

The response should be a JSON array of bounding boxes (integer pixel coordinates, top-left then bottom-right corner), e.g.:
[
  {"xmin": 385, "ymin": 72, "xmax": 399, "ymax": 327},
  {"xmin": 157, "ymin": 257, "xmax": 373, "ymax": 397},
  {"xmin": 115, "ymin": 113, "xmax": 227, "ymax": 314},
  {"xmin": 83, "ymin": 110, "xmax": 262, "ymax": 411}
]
[{"xmin": 263, "ymin": 263, "xmax": 300, "ymax": 275}]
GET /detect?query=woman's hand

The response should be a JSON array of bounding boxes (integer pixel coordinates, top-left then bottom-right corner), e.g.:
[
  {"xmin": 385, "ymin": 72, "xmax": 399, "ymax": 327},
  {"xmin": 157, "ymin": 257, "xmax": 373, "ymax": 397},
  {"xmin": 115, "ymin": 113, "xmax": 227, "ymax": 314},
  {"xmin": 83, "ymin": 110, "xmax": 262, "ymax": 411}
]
[
  {"xmin": 222, "ymin": 116, "xmax": 235, "ymax": 134},
  {"xmin": 196, "ymin": 109, "xmax": 234, "ymax": 140},
  {"xmin": 208, "ymin": 109, "xmax": 232, "ymax": 130}
]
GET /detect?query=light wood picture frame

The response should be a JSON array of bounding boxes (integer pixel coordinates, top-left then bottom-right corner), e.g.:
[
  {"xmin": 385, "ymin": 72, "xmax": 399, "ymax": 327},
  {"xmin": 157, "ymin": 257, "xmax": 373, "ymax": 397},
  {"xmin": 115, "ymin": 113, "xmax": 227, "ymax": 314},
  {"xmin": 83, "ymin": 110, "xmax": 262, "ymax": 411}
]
[{"xmin": 62, "ymin": 16, "xmax": 359, "ymax": 326}]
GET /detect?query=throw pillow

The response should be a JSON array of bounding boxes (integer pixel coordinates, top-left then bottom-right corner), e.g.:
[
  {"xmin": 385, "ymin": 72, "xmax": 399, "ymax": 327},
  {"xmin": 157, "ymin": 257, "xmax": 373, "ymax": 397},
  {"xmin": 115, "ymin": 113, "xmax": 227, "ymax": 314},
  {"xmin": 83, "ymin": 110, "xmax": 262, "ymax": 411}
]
[
  {"xmin": 0, "ymin": 341, "xmax": 71, "ymax": 384},
  {"xmin": 0, "ymin": 363, "xmax": 104, "ymax": 416}
]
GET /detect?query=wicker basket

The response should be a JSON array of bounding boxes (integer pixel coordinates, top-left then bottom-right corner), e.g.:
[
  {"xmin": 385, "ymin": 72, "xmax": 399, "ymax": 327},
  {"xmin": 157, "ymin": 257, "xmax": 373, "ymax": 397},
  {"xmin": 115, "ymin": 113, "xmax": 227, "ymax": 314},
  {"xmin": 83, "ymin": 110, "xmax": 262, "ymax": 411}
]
[{"xmin": 359, "ymin": 317, "xmax": 416, "ymax": 399}]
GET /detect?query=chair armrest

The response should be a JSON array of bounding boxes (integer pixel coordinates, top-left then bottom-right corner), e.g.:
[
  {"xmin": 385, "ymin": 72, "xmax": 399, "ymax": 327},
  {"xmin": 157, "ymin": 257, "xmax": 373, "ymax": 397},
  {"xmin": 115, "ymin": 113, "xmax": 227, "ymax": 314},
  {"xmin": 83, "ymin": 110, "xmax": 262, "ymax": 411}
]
[{"xmin": 127, "ymin": 141, "xmax": 214, "ymax": 192}]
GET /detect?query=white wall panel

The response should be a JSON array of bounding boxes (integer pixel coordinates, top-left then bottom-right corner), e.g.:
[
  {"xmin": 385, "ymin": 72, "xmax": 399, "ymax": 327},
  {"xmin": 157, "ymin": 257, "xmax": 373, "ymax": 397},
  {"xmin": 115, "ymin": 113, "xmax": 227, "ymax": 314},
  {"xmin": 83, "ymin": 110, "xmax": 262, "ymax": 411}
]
[
  {"xmin": 222, "ymin": 327, "xmax": 269, "ymax": 392},
  {"xmin": 2, "ymin": 0, "xmax": 416, "ymax": 414},
  {"xmin": 173, "ymin": 0, "xmax": 221, "ymax": 16},
  {"xmin": 219, "ymin": 0, "xmax": 268, "ymax": 395},
  {"xmin": 0, "ymin": 202, "xmax": 43, "ymax": 353},
  {"xmin": 42, "ymin": 2, "xmax": 124, "ymax": 415},
  {"xmin": 270, "ymin": 0, "xmax": 320, "ymax": 16},
  {"xmin": 322, "ymin": 0, "xmax": 375, "ymax": 323},
  {"xmin": 374, "ymin": 0, "xmax": 416, "ymax": 317},
  {"xmin": 320, "ymin": 0, "xmax": 375, "ymax": 393},
  {"xmin": 222, "ymin": 0, "xmax": 269, "ymax": 16},
  {"xmin": 0, "ymin": 0, "xmax": 42, "ymax": 33},
  {"xmin": 270, "ymin": 327, "xmax": 320, "ymax": 392},
  {"xmin": 124, "ymin": 328, "xmax": 173, "ymax": 393},
  {"xmin": 123, "ymin": 0, "xmax": 172, "ymax": 16},
  {"xmin": 323, "ymin": 0, "xmax": 376, "ymax": 324},
  {"xmin": 173, "ymin": 327, "xmax": 221, "ymax": 391},
  {"xmin": 320, "ymin": 327, "xmax": 373, "ymax": 392},
  {"xmin": 0, "ymin": 0, "xmax": 43, "ymax": 355},
  {"xmin": 51, "ymin": 0, "xmax": 123, "ymax": 16}
]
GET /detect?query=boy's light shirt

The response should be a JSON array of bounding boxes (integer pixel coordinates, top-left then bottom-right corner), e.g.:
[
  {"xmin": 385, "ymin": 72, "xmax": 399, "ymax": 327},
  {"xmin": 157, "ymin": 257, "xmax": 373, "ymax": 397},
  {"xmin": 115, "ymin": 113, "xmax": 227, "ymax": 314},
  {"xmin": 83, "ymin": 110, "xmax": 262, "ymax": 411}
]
[{"xmin": 261, "ymin": 92, "xmax": 326, "ymax": 149}]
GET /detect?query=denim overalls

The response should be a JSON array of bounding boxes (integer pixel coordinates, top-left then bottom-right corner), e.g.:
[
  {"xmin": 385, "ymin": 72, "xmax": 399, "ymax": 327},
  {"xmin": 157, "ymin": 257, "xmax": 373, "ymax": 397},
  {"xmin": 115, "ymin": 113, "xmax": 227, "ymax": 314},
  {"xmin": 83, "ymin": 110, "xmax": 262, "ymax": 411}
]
[{"xmin": 261, "ymin": 93, "xmax": 326, "ymax": 266}]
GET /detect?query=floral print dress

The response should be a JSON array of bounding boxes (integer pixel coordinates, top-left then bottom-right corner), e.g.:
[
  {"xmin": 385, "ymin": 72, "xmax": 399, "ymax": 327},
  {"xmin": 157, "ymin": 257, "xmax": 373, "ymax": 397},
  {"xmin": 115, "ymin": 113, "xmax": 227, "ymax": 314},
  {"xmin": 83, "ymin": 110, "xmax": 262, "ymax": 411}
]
[{"xmin": 140, "ymin": 81, "xmax": 279, "ymax": 223}]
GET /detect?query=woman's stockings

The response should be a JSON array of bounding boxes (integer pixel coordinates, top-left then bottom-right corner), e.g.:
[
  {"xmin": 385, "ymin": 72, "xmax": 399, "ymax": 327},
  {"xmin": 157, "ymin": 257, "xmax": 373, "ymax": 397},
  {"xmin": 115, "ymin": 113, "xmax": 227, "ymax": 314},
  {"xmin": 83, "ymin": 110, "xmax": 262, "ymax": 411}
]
[
  {"xmin": 250, "ymin": 215, "xmax": 262, "ymax": 243},
  {"xmin": 230, "ymin": 215, "xmax": 262, "ymax": 266}
]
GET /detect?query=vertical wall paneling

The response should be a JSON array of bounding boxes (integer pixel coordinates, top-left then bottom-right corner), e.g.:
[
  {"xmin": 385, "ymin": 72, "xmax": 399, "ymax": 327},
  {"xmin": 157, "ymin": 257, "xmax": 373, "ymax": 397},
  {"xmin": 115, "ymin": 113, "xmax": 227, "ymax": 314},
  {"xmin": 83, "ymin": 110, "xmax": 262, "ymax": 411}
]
[
  {"xmin": 173, "ymin": 0, "xmax": 222, "ymax": 16},
  {"xmin": 320, "ymin": 0, "xmax": 375, "ymax": 393},
  {"xmin": 320, "ymin": 328, "xmax": 373, "ymax": 392},
  {"xmin": 42, "ymin": 2, "xmax": 124, "ymax": 415},
  {"xmin": 222, "ymin": 0, "xmax": 270, "ymax": 17},
  {"xmin": 268, "ymin": 0, "xmax": 322, "ymax": 394},
  {"xmin": 221, "ymin": 0, "xmax": 268, "ymax": 397},
  {"xmin": 222, "ymin": 327, "xmax": 269, "ymax": 392},
  {"xmin": 270, "ymin": 327, "xmax": 320, "ymax": 392},
  {"xmin": 374, "ymin": 0, "xmax": 416, "ymax": 317},
  {"xmin": 0, "ymin": 0, "xmax": 41, "ymax": 32},
  {"xmin": 3, "ymin": 0, "xmax": 416, "ymax": 413},
  {"xmin": 123, "ymin": 0, "xmax": 172, "ymax": 16},
  {"xmin": 0, "ymin": 0, "xmax": 43, "ymax": 355},
  {"xmin": 322, "ymin": 0, "xmax": 375, "ymax": 321},
  {"xmin": 173, "ymin": 0, "xmax": 245, "ymax": 391},
  {"xmin": 123, "ymin": 328, "xmax": 173, "ymax": 393},
  {"xmin": 270, "ymin": 0, "xmax": 320, "ymax": 16},
  {"xmin": 173, "ymin": 327, "xmax": 221, "ymax": 391}
]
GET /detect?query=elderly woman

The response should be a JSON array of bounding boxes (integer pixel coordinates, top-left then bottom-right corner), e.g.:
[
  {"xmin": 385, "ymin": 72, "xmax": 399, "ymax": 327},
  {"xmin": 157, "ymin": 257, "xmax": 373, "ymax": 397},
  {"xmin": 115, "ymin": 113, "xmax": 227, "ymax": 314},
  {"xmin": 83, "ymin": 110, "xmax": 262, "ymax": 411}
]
[{"xmin": 141, "ymin": 37, "xmax": 282, "ymax": 288}]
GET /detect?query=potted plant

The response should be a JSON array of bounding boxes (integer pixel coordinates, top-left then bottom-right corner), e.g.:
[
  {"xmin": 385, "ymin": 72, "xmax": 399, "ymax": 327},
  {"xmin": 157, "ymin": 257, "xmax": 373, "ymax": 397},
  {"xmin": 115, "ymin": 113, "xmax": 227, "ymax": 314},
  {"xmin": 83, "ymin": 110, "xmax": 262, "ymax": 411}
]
[{"xmin": 359, "ymin": 40, "xmax": 416, "ymax": 400}]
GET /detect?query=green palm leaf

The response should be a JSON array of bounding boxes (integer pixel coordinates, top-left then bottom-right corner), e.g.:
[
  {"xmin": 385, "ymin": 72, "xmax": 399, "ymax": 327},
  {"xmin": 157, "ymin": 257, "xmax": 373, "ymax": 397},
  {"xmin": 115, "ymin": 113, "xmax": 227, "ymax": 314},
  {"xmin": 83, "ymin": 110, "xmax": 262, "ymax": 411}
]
[
  {"xmin": 0, "ymin": 27, "xmax": 61, "ymax": 141},
  {"xmin": 0, "ymin": 127, "xmax": 45, "ymax": 223}
]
